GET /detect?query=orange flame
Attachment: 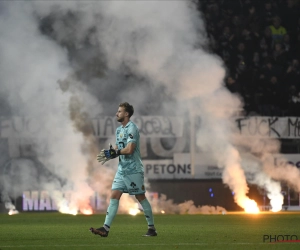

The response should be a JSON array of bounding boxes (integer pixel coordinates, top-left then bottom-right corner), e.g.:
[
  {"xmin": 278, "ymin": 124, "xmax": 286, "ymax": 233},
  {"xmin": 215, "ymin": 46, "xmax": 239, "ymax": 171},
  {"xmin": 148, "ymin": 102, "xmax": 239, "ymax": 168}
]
[
  {"xmin": 59, "ymin": 206, "xmax": 78, "ymax": 215},
  {"xmin": 80, "ymin": 208, "xmax": 93, "ymax": 215},
  {"xmin": 244, "ymin": 199, "xmax": 260, "ymax": 214},
  {"xmin": 129, "ymin": 207, "xmax": 140, "ymax": 216}
]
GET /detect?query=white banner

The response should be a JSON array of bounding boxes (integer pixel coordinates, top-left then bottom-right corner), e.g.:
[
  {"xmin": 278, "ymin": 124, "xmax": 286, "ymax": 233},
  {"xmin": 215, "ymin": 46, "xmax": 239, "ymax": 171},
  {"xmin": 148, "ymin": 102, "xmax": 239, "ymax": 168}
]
[
  {"xmin": 235, "ymin": 117, "xmax": 300, "ymax": 139},
  {"xmin": 144, "ymin": 153, "xmax": 300, "ymax": 180},
  {"xmin": 92, "ymin": 116, "xmax": 184, "ymax": 137},
  {"xmin": 272, "ymin": 154, "xmax": 300, "ymax": 168},
  {"xmin": 144, "ymin": 154, "xmax": 220, "ymax": 180},
  {"xmin": 2, "ymin": 116, "xmax": 300, "ymax": 139},
  {"xmin": 0, "ymin": 116, "xmax": 184, "ymax": 138},
  {"xmin": 174, "ymin": 153, "xmax": 223, "ymax": 179},
  {"xmin": 144, "ymin": 159, "xmax": 191, "ymax": 179}
]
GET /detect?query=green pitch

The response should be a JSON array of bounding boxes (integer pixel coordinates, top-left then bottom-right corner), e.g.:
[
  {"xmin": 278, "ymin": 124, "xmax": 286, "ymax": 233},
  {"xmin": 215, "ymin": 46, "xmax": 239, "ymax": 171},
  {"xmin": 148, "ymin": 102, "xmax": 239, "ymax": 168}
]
[{"xmin": 0, "ymin": 212, "xmax": 300, "ymax": 250}]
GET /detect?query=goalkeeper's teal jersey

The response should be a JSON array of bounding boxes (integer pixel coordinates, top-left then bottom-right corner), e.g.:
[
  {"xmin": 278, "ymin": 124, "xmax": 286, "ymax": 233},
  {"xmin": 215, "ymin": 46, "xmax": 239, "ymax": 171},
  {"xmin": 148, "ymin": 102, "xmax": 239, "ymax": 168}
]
[{"xmin": 115, "ymin": 121, "xmax": 144, "ymax": 175}]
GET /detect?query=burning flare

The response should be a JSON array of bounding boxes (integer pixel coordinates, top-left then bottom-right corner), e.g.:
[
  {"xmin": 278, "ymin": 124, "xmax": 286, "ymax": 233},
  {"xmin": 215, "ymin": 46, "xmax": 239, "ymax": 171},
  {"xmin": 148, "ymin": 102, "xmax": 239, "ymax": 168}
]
[
  {"xmin": 243, "ymin": 199, "xmax": 260, "ymax": 214},
  {"xmin": 270, "ymin": 197, "xmax": 283, "ymax": 212},
  {"xmin": 128, "ymin": 203, "xmax": 140, "ymax": 216},
  {"xmin": 80, "ymin": 207, "xmax": 93, "ymax": 215},
  {"xmin": 59, "ymin": 206, "xmax": 78, "ymax": 216},
  {"xmin": 8, "ymin": 209, "xmax": 19, "ymax": 215},
  {"xmin": 129, "ymin": 208, "xmax": 139, "ymax": 216},
  {"xmin": 6, "ymin": 202, "xmax": 19, "ymax": 215}
]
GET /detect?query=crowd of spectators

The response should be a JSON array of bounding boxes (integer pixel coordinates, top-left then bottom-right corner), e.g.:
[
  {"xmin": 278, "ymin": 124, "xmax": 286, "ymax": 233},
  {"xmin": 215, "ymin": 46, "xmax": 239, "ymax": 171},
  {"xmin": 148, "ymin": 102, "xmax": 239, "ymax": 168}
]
[{"xmin": 199, "ymin": 0, "xmax": 300, "ymax": 116}]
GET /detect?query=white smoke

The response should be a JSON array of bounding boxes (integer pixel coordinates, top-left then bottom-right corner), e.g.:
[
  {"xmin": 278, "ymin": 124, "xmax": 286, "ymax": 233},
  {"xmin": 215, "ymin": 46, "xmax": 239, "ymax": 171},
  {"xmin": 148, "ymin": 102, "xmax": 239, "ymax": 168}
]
[
  {"xmin": 1, "ymin": 0, "xmax": 300, "ymax": 214},
  {"xmin": 90, "ymin": 1, "xmax": 257, "ymax": 211},
  {"xmin": 150, "ymin": 194, "xmax": 226, "ymax": 215},
  {"xmin": 0, "ymin": 2, "xmax": 105, "ymax": 214},
  {"xmin": 88, "ymin": 0, "xmax": 298, "ymax": 211}
]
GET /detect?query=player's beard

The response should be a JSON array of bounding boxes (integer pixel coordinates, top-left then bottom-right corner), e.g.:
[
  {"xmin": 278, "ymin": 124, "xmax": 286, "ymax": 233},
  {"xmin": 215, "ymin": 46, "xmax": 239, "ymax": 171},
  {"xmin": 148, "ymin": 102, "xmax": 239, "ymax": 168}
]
[{"xmin": 117, "ymin": 117, "xmax": 124, "ymax": 123}]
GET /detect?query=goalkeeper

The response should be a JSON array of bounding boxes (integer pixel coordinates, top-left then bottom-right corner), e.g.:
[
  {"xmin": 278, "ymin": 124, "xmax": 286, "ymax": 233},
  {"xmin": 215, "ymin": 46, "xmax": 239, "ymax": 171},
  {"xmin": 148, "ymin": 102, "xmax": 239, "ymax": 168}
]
[{"xmin": 90, "ymin": 102, "xmax": 157, "ymax": 237}]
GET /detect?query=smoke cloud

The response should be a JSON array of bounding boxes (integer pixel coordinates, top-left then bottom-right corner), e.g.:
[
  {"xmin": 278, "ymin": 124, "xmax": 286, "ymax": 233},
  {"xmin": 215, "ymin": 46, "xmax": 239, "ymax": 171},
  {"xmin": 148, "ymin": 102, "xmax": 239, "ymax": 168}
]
[
  {"xmin": 0, "ymin": 1, "xmax": 110, "ymax": 214},
  {"xmin": 1, "ymin": 0, "xmax": 299, "ymax": 214}
]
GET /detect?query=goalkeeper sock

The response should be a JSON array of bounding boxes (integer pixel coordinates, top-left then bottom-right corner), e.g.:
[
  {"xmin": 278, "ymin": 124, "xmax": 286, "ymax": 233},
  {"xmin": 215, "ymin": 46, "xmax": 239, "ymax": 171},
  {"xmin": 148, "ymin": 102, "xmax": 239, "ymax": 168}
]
[
  {"xmin": 140, "ymin": 198, "xmax": 155, "ymax": 229},
  {"xmin": 103, "ymin": 224, "xmax": 110, "ymax": 231},
  {"xmin": 104, "ymin": 199, "xmax": 119, "ymax": 228}
]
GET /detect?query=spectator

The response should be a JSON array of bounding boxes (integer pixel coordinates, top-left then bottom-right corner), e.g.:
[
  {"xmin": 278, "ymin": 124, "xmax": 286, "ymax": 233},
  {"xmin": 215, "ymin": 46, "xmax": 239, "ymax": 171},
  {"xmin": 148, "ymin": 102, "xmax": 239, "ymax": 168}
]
[
  {"xmin": 261, "ymin": 76, "xmax": 280, "ymax": 115},
  {"xmin": 280, "ymin": 0, "xmax": 300, "ymax": 39},
  {"xmin": 234, "ymin": 58, "xmax": 255, "ymax": 113},
  {"xmin": 271, "ymin": 75, "xmax": 288, "ymax": 113},
  {"xmin": 222, "ymin": 6, "xmax": 235, "ymax": 27},
  {"xmin": 244, "ymin": 5, "xmax": 261, "ymax": 34},
  {"xmin": 207, "ymin": 1, "xmax": 222, "ymax": 24},
  {"xmin": 233, "ymin": 42, "xmax": 252, "ymax": 68},
  {"xmin": 205, "ymin": 13, "xmax": 217, "ymax": 39},
  {"xmin": 258, "ymin": 27, "xmax": 273, "ymax": 59},
  {"xmin": 196, "ymin": 0, "xmax": 299, "ymax": 116},
  {"xmin": 297, "ymin": 17, "xmax": 300, "ymax": 36},
  {"xmin": 272, "ymin": 43, "xmax": 288, "ymax": 69},
  {"xmin": 231, "ymin": 15, "xmax": 244, "ymax": 39},
  {"xmin": 225, "ymin": 76, "xmax": 242, "ymax": 94},
  {"xmin": 219, "ymin": 26, "xmax": 235, "ymax": 50},
  {"xmin": 251, "ymin": 52, "xmax": 262, "ymax": 74},
  {"xmin": 260, "ymin": 1, "xmax": 278, "ymax": 27},
  {"xmin": 241, "ymin": 27, "xmax": 259, "ymax": 56},
  {"xmin": 269, "ymin": 16, "xmax": 287, "ymax": 44},
  {"xmin": 285, "ymin": 59, "xmax": 300, "ymax": 89},
  {"xmin": 287, "ymin": 85, "xmax": 300, "ymax": 116},
  {"xmin": 282, "ymin": 34, "xmax": 294, "ymax": 60},
  {"xmin": 295, "ymin": 33, "xmax": 300, "ymax": 59},
  {"xmin": 259, "ymin": 59, "xmax": 280, "ymax": 82},
  {"xmin": 218, "ymin": 26, "xmax": 235, "ymax": 67}
]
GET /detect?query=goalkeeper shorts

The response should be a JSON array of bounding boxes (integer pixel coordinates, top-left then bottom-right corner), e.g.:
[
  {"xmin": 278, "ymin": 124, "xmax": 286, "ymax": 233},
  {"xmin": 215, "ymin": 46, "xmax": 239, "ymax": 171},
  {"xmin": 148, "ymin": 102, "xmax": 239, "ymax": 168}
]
[{"xmin": 112, "ymin": 171, "xmax": 145, "ymax": 195}]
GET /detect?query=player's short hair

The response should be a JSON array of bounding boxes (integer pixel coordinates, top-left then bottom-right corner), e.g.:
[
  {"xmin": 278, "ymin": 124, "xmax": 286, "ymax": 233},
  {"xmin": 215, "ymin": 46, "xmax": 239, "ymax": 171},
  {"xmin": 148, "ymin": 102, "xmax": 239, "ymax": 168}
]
[{"xmin": 119, "ymin": 102, "xmax": 134, "ymax": 117}]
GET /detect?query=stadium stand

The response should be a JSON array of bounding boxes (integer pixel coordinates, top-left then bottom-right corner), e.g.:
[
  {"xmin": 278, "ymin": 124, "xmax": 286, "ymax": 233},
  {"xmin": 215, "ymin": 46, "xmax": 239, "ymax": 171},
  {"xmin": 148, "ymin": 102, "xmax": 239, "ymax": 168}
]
[{"xmin": 198, "ymin": 0, "xmax": 300, "ymax": 116}]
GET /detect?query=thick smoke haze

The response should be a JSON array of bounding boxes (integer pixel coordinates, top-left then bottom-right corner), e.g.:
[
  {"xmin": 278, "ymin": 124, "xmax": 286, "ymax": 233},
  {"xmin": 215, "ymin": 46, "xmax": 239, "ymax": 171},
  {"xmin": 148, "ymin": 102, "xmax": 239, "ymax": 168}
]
[
  {"xmin": 1, "ymin": 1, "xmax": 300, "ymax": 214},
  {"xmin": 0, "ymin": 2, "xmax": 112, "ymax": 214}
]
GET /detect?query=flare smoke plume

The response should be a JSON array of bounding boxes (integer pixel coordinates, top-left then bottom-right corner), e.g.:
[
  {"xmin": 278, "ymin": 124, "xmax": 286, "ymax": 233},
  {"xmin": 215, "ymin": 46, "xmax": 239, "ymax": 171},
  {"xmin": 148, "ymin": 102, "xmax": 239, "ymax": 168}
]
[{"xmin": 0, "ymin": 1, "xmax": 299, "ymax": 213}]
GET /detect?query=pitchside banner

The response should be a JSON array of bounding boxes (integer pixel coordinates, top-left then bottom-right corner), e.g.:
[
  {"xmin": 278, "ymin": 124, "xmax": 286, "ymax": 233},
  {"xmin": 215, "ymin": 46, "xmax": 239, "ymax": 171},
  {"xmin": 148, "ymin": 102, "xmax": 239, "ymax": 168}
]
[
  {"xmin": 22, "ymin": 191, "xmax": 107, "ymax": 211},
  {"xmin": 144, "ymin": 153, "xmax": 300, "ymax": 180},
  {"xmin": 144, "ymin": 153, "xmax": 227, "ymax": 179}
]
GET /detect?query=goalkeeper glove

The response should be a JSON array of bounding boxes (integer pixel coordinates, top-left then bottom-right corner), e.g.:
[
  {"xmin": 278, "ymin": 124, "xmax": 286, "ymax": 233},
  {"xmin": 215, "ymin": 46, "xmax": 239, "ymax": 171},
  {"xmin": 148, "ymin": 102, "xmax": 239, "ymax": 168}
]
[
  {"xmin": 97, "ymin": 144, "xmax": 120, "ymax": 165},
  {"xmin": 104, "ymin": 144, "xmax": 119, "ymax": 159},
  {"xmin": 97, "ymin": 149, "xmax": 109, "ymax": 165}
]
